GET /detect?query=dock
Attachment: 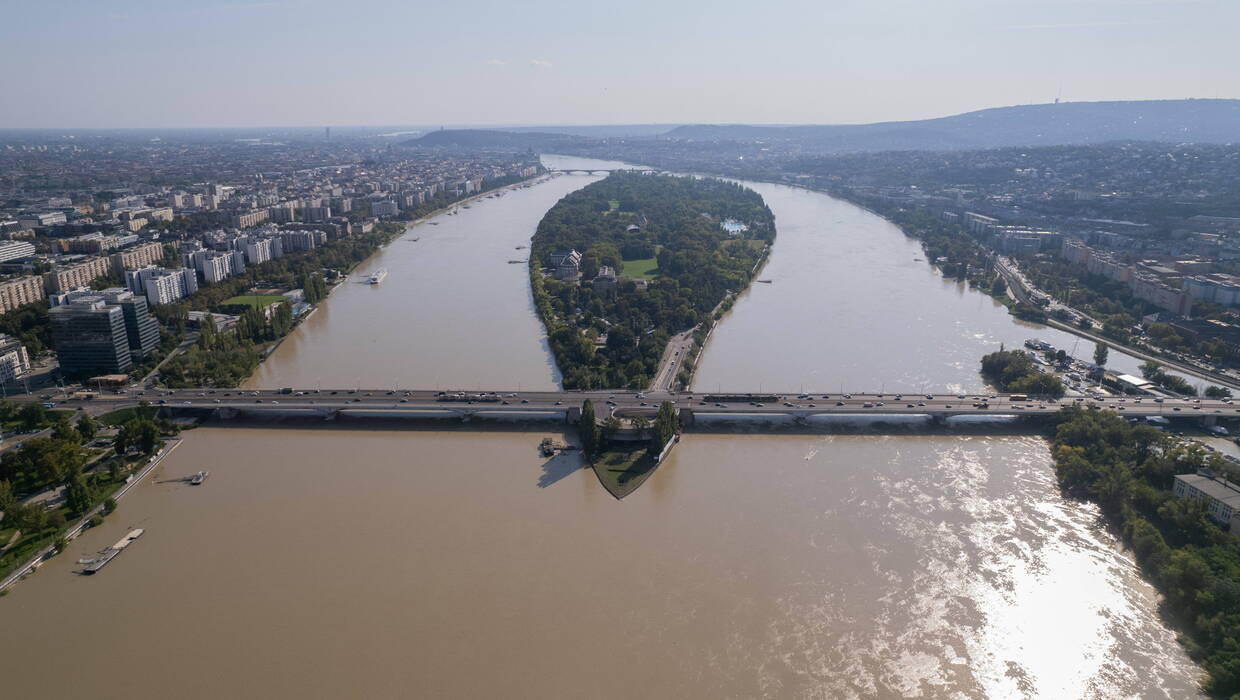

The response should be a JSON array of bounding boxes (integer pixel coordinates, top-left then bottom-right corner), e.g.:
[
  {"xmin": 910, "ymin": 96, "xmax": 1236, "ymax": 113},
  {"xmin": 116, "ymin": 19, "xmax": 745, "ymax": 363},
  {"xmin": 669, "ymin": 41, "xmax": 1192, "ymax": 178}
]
[{"xmin": 81, "ymin": 528, "xmax": 144, "ymax": 575}]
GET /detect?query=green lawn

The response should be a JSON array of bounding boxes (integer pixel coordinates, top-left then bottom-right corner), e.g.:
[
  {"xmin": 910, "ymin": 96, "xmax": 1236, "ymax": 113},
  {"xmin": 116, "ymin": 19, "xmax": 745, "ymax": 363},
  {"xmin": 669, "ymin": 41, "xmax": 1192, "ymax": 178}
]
[
  {"xmin": 621, "ymin": 257, "xmax": 659, "ymax": 279},
  {"xmin": 591, "ymin": 444, "xmax": 659, "ymax": 499},
  {"xmin": 607, "ymin": 200, "xmax": 620, "ymax": 212},
  {"xmin": 222, "ymin": 294, "xmax": 285, "ymax": 309},
  {"xmin": 97, "ymin": 405, "xmax": 158, "ymax": 427}
]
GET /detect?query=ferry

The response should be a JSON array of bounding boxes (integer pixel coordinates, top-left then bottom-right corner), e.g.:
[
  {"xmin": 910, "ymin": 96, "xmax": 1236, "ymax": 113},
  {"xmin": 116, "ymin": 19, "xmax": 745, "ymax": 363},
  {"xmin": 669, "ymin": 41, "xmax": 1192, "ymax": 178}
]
[
  {"xmin": 1024, "ymin": 338, "xmax": 1054, "ymax": 352},
  {"xmin": 190, "ymin": 470, "xmax": 209, "ymax": 485},
  {"xmin": 369, "ymin": 268, "xmax": 388, "ymax": 285},
  {"xmin": 81, "ymin": 528, "xmax": 144, "ymax": 575}
]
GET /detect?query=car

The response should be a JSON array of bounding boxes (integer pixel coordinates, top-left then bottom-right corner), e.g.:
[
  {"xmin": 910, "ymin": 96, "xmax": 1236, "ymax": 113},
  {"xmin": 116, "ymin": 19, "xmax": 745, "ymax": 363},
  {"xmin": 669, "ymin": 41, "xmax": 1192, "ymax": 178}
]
[
  {"xmin": 521, "ymin": 399, "xmax": 529, "ymax": 404},
  {"xmin": 918, "ymin": 402, "xmax": 926, "ymax": 407},
  {"xmin": 756, "ymin": 403, "xmax": 765, "ymax": 407},
  {"xmin": 783, "ymin": 402, "xmax": 793, "ymax": 407},
  {"xmin": 843, "ymin": 394, "xmax": 852, "ymax": 399},
  {"xmin": 501, "ymin": 400, "xmax": 509, "ymax": 405},
  {"xmin": 1173, "ymin": 407, "xmax": 1182, "ymax": 411},
  {"xmin": 715, "ymin": 403, "xmax": 725, "ymax": 407},
  {"xmin": 640, "ymin": 402, "xmax": 648, "ymax": 406},
  {"xmin": 797, "ymin": 394, "xmax": 809, "ymax": 399},
  {"xmin": 699, "ymin": 401, "xmax": 707, "ymax": 406},
  {"xmin": 944, "ymin": 404, "xmax": 951, "ymax": 408},
  {"xmin": 877, "ymin": 402, "xmax": 885, "ymax": 406},
  {"xmin": 836, "ymin": 401, "xmax": 845, "ymax": 406},
  {"xmin": 555, "ymin": 401, "xmax": 563, "ymax": 406},
  {"xmin": 270, "ymin": 401, "xmax": 279, "ymax": 405},
  {"xmin": 158, "ymin": 399, "xmax": 168, "ymax": 405},
  {"xmin": 863, "ymin": 402, "xmax": 874, "ymax": 408},
  {"xmin": 255, "ymin": 399, "xmax": 263, "ymax": 403},
  {"xmin": 907, "ymin": 403, "xmax": 915, "ymax": 408},
  {"xmin": 213, "ymin": 399, "xmax": 221, "ymax": 404},
  {"xmin": 925, "ymin": 395, "xmax": 934, "ymax": 400},
  {"xmin": 808, "ymin": 403, "xmax": 816, "ymax": 408},
  {"xmin": 400, "ymin": 398, "xmax": 409, "ymax": 403},
  {"xmin": 386, "ymin": 391, "xmax": 395, "ymax": 395}
]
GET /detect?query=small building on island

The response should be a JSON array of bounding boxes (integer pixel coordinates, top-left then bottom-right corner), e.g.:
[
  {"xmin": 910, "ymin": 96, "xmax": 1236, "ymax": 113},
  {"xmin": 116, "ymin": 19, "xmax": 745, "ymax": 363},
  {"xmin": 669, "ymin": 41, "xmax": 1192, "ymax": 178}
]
[{"xmin": 549, "ymin": 249, "xmax": 582, "ymax": 281}]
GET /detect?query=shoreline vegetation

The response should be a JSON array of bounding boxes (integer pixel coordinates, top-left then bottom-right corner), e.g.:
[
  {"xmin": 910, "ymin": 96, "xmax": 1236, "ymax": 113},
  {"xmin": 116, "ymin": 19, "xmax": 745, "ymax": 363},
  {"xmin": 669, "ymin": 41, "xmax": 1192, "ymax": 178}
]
[
  {"xmin": 157, "ymin": 171, "xmax": 544, "ymax": 388},
  {"xmin": 529, "ymin": 172, "xmax": 774, "ymax": 390},
  {"xmin": 1050, "ymin": 407, "xmax": 1240, "ymax": 697},
  {"xmin": 970, "ymin": 349, "xmax": 1237, "ymax": 697}
]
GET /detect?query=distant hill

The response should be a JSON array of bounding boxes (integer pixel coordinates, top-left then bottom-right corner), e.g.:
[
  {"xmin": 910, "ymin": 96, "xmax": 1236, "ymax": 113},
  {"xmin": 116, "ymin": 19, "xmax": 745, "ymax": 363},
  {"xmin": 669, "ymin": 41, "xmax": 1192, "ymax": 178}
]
[
  {"xmin": 405, "ymin": 129, "xmax": 593, "ymax": 149},
  {"xmin": 664, "ymin": 100, "xmax": 1240, "ymax": 152},
  {"xmin": 503, "ymin": 124, "xmax": 681, "ymax": 138}
]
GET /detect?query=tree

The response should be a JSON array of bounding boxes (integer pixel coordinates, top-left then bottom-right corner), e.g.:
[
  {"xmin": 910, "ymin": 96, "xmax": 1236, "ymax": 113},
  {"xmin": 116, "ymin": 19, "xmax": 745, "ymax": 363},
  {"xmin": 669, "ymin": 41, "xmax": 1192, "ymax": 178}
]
[
  {"xmin": 120, "ymin": 419, "xmax": 160, "ymax": 455},
  {"xmin": 51, "ymin": 415, "xmax": 76, "ymax": 443},
  {"xmin": 601, "ymin": 416, "xmax": 621, "ymax": 442},
  {"xmin": 1093, "ymin": 341, "xmax": 1109, "ymax": 367},
  {"xmin": 76, "ymin": 414, "xmax": 98, "ymax": 443},
  {"xmin": 1205, "ymin": 385, "xmax": 1233, "ymax": 399},
  {"xmin": 578, "ymin": 400, "xmax": 599, "ymax": 457},
  {"xmin": 1055, "ymin": 349, "xmax": 1068, "ymax": 364},
  {"xmin": 653, "ymin": 400, "xmax": 678, "ymax": 450},
  {"xmin": 65, "ymin": 472, "xmax": 92, "ymax": 514},
  {"xmin": 197, "ymin": 313, "xmax": 218, "ymax": 350},
  {"xmin": 18, "ymin": 402, "xmax": 47, "ymax": 430}
]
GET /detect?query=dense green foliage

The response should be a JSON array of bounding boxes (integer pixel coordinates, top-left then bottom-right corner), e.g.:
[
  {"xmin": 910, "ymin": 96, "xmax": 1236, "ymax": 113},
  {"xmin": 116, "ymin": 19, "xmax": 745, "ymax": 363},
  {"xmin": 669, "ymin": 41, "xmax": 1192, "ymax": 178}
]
[
  {"xmin": 578, "ymin": 400, "xmax": 599, "ymax": 457},
  {"xmin": 979, "ymin": 348, "xmax": 1066, "ymax": 397},
  {"xmin": 0, "ymin": 301, "xmax": 53, "ymax": 357},
  {"xmin": 1052, "ymin": 408, "xmax": 1240, "ymax": 696},
  {"xmin": 653, "ymin": 400, "xmax": 678, "ymax": 451},
  {"xmin": 1141, "ymin": 360, "xmax": 1200, "ymax": 397},
  {"xmin": 531, "ymin": 173, "xmax": 774, "ymax": 389}
]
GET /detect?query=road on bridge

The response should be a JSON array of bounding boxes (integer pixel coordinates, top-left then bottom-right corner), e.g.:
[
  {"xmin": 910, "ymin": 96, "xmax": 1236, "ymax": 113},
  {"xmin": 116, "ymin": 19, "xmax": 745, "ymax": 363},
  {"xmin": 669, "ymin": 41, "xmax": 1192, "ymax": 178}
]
[{"xmin": 36, "ymin": 386, "xmax": 1240, "ymax": 424}]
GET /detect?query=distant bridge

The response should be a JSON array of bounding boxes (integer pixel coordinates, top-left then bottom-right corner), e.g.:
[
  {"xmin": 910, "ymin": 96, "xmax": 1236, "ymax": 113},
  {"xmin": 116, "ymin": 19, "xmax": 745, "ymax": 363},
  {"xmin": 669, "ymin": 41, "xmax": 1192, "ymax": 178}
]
[{"xmin": 547, "ymin": 167, "xmax": 663, "ymax": 175}]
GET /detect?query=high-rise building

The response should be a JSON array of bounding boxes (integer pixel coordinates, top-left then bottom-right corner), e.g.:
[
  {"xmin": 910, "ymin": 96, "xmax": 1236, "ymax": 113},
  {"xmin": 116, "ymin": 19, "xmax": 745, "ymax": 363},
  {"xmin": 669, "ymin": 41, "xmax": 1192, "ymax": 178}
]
[
  {"xmin": 49, "ymin": 298, "xmax": 133, "ymax": 377},
  {"xmin": 43, "ymin": 256, "xmax": 113, "ymax": 292},
  {"xmin": 110, "ymin": 241, "xmax": 165, "ymax": 275},
  {"xmin": 99, "ymin": 288, "xmax": 160, "ymax": 360},
  {"xmin": 0, "ymin": 333, "xmax": 30, "ymax": 383},
  {"xmin": 0, "ymin": 240, "xmax": 36, "ymax": 263},
  {"xmin": 125, "ymin": 266, "xmax": 199, "ymax": 305},
  {"xmin": 0, "ymin": 275, "xmax": 46, "ymax": 313}
]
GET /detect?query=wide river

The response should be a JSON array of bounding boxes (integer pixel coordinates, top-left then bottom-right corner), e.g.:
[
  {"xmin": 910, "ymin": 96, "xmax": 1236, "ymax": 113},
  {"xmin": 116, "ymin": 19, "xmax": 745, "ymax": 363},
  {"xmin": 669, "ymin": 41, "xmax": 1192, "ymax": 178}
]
[{"xmin": 0, "ymin": 155, "xmax": 1204, "ymax": 698}]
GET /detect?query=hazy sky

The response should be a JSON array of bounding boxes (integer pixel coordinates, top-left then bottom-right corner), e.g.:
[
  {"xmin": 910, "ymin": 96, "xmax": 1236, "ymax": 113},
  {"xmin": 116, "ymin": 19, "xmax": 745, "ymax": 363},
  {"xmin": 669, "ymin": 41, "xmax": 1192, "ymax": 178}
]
[{"xmin": 1, "ymin": 0, "xmax": 1236, "ymax": 128}]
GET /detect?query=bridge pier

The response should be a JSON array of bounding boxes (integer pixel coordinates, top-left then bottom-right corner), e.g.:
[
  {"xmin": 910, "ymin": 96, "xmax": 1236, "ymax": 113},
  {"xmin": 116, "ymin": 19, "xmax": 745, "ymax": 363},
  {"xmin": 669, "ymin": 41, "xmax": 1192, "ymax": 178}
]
[
  {"xmin": 566, "ymin": 406, "xmax": 581, "ymax": 425},
  {"xmin": 678, "ymin": 408, "xmax": 695, "ymax": 428}
]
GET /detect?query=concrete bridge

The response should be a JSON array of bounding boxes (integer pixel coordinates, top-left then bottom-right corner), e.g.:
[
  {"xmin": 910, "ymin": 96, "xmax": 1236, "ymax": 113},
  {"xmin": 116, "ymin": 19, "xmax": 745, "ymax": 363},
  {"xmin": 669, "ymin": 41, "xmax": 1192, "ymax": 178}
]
[
  {"xmin": 547, "ymin": 168, "xmax": 663, "ymax": 175},
  {"xmin": 53, "ymin": 387, "xmax": 1240, "ymax": 429}
]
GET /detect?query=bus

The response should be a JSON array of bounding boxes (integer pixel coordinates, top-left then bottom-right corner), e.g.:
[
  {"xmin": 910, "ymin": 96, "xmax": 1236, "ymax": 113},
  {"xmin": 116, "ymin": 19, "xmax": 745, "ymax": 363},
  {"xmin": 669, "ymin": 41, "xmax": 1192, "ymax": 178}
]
[{"xmin": 1008, "ymin": 394, "xmax": 1029, "ymax": 402}]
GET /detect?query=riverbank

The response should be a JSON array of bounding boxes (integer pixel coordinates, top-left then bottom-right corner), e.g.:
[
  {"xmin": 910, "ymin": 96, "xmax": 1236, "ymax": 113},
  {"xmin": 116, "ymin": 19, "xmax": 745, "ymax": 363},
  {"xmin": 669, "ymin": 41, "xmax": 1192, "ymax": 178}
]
[{"xmin": 0, "ymin": 437, "xmax": 182, "ymax": 593}]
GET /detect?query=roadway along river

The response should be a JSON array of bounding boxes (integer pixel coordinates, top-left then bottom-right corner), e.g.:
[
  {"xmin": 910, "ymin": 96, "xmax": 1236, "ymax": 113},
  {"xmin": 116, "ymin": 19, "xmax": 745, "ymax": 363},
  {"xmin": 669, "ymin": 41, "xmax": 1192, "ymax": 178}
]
[{"xmin": 0, "ymin": 155, "xmax": 1203, "ymax": 699}]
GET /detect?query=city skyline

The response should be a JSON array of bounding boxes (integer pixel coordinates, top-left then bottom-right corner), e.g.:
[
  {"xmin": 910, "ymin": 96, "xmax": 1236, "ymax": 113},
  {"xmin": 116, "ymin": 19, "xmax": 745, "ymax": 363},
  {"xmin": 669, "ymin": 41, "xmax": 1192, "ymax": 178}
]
[{"xmin": 2, "ymin": 0, "xmax": 1237, "ymax": 128}]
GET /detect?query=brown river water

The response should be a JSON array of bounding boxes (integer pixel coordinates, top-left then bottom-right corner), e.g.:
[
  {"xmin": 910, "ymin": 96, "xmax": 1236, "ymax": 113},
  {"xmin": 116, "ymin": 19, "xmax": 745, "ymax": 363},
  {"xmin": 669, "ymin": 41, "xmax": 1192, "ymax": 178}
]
[{"xmin": 0, "ymin": 155, "xmax": 1203, "ymax": 699}]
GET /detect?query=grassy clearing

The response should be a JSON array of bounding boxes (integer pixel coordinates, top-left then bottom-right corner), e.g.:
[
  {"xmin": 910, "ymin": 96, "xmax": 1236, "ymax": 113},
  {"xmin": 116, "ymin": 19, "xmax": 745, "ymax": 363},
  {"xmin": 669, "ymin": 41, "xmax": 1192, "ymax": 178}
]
[
  {"xmin": 591, "ymin": 444, "xmax": 658, "ymax": 499},
  {"xmin": 621, "ymin": 257, "xmax": 659, "ymax": 279},
  {"xmin": 222, "ymin": 294, "xmax": 285, "ymax": 309},
  {"xmin": 97, "ymin": 405, "xmax": 157, "ymax": 427}
]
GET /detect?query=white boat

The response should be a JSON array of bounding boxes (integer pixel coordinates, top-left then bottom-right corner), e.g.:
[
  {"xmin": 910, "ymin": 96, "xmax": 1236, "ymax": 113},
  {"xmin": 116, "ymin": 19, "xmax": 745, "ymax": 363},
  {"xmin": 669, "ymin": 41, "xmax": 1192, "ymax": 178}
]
[
  {"xmin": 190, "ymin": 470, "xmax": 209, "ymax": 485},
  {"xmin": 369, "ymin": 268, "xmax": 388, "ymax": 285}
]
